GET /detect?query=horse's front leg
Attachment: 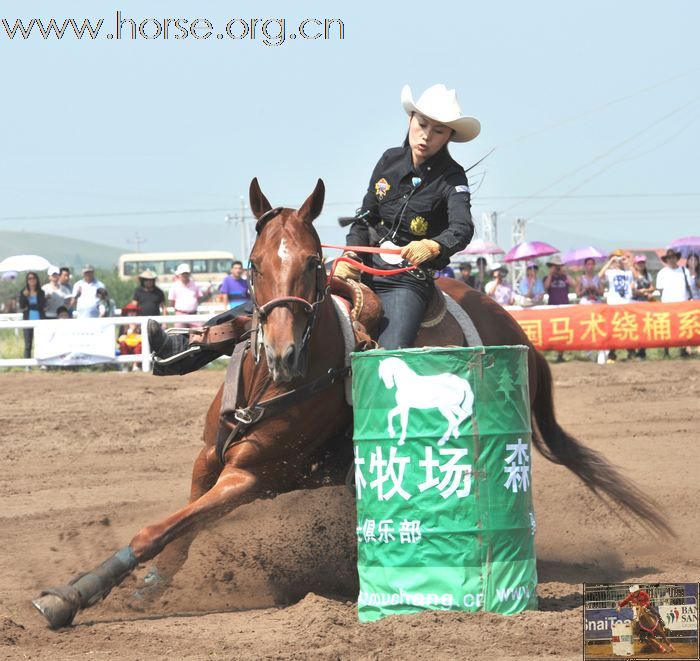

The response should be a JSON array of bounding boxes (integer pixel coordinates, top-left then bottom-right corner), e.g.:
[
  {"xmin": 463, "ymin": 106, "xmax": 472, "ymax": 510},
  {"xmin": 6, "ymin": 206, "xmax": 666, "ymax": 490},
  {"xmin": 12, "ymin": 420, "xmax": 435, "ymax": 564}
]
[
  {"xmin": 658, "ymin": 626, "xmax": 674, "ymax": 651},
  {"xmin": 130, "ymin": 444, "xmax": 222, "ymax": 607},
  {"xmin": 130, "ymin": 462, "xmax": 258, "ymax": 561},
  {"xmin": 33, "ymin": 462, "xmax": 259, "ymax": 629},
  {"xmin": 450, "ymin": 404, "xmax": 469, "ymax": 439},
  {"xmin": 648, "ymin": 634, "xmax": 665, "ymax": 653},
  {"xmin": 387, "ymin": 406, "xmax": 401, "ymax": 440},
  {"xmin": 398, "ymin": 407, "xmax": 410, "ymax": 445}
]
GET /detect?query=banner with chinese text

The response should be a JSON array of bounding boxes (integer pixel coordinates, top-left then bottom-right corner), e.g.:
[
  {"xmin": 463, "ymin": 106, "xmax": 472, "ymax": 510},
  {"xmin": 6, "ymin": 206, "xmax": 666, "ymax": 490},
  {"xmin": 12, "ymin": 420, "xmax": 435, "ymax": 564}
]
[
  {"xmin": 351, "ymin": 346, "xmax": 538, "ymax": 622},
  {"xmin": 508, "ymin": 300, "xmax": 700, "ymax": 352}
]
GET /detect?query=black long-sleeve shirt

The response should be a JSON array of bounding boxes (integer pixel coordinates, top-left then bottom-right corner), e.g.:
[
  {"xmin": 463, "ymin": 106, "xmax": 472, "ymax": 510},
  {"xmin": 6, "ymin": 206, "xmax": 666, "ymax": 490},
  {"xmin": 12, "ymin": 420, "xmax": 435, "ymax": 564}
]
[{"xmin": 346, "ymin": 144, "xmax": 474, "ymax": 270}]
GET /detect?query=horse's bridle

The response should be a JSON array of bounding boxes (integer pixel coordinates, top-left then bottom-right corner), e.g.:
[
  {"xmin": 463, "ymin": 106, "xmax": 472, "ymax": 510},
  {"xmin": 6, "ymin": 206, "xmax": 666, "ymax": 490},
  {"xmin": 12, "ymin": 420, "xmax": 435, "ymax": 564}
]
[{"xmin": 248, "ymin": 207, "xmax": 328, "ymax": 365}]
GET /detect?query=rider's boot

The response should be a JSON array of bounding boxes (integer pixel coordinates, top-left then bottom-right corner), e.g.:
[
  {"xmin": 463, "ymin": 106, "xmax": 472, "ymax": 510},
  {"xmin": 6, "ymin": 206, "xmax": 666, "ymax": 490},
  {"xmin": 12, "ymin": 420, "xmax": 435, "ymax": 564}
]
[
  {"xmin": 149, "ymin": 320, "xmax": 225, "ymax": 376},
  {"xmin": 148, "ymin": 302, "xmax": 253, "ymax": 376}
]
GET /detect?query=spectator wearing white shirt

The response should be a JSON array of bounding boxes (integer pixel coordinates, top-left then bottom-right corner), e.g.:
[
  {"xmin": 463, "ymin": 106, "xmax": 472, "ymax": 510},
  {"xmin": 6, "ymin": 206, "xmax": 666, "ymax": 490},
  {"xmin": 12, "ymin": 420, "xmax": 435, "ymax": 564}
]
[
  {"xmin": 70, "ymin": 265, "xmax": 105, "ymax": 319},
  {"xmin": 599, "ymin": 252, "xmax": 636, "ymax": 363},
  {"xmin": 656, "ymin": 248, "xmax": 692, "ymax": 358},
  {"xmin": 599, "ymin": 253, "xmax": 635, "ymax": 305},
  {"xmin": 42, "ymin": 266, "xmax": 72, "ymax": 319},
  {"xmin": 169, "ymin": 263, "xmax": 202, "ymax": 328}
]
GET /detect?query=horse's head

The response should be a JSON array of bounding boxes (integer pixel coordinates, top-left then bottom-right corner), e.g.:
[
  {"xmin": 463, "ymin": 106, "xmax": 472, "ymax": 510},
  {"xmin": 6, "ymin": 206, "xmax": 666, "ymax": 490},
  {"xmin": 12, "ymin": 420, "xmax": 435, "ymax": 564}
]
[
  {"xmin": 248, "ymin": 177, "xmax": 326, "ymax": 383},
  {"xmin": 378, "ymin": 358, "xmax": 397, "ymax": 389}
]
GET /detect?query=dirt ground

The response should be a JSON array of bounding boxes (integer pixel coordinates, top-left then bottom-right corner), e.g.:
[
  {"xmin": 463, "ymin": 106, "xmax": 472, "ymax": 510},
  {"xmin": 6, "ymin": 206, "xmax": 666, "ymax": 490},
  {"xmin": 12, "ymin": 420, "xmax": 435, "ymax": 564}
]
[{"xmin": 1, "ymin": 361, "xmax": 698, "ymax": 660}]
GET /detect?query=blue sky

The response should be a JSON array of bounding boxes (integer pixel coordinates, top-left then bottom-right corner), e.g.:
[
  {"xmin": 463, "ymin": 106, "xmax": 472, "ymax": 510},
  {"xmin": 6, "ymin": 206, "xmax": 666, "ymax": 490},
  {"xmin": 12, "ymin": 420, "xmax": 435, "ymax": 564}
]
[{"xmin": 1, "ymin": 0, "xmax": 698, "ymax": 257}]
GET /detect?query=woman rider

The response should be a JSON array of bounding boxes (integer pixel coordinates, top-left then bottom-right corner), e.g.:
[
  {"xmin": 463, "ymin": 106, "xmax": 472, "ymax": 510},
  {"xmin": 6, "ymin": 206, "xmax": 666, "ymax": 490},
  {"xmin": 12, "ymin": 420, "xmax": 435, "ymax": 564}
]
[
  {"xmin": 334, "ymin": 83, "xmax": 479, "ymax": 348},
  {"xmin": 148, "ymin": 83, "xmax": 480, "ymax": 371}
]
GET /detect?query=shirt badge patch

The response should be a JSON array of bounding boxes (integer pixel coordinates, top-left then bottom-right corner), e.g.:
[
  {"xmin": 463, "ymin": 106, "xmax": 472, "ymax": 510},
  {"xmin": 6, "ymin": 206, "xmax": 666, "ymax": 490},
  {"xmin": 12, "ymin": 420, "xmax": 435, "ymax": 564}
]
[
  {"xmin": 375, "ymin": 178, "xmax": 391, "ymax": 199},
  {"xmin": 455, "ymin": 185, "xmax": 470, "ymax": 193},
  {"xmin": 409, "ymin": 215, "xmax": 428, "ymax": 236}
]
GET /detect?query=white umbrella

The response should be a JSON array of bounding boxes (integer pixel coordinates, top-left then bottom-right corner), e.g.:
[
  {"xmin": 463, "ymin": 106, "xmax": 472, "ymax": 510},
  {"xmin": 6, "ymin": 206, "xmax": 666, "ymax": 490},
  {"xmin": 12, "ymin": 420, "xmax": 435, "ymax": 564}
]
[
  {"xmin": 456, "ymin": 239, "xmax": 505, "ymax": 256},
  {"xmin": 0, "ymin": 254, "xmax": 51, "ymax": 272}
]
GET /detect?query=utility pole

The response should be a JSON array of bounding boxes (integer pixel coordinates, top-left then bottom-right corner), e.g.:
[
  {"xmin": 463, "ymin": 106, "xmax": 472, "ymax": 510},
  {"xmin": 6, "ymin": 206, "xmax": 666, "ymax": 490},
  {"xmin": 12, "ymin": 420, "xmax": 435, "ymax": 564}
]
[
  {"xmin": 481, "ymin": 211, "xmax": 498, "ymax": 268},
  {"xmin": 127, "ymin": 232, "xmax": 145, "ymax": 252},
  {"xmin": 511, "ymin": 218, "xmax": 527, "ymax": 285},
  {"xmin": 225, "ymin": 196, "xmax": 253, "ymax": 261},
  {"xmin": 481, "ymin": 211, "xmax": 498, "ymax": 245}
]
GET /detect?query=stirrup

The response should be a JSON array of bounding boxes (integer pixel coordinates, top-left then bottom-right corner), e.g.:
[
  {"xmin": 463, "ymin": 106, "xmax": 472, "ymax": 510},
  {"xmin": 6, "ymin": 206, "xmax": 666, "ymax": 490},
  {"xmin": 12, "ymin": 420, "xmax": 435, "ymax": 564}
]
[
  {"xmin": 164, "ymin": 328, "xmax": 191, "ymax": 336},
  {"xmin": 152, "ymin": 345, "xmax": 202, "ymax": 365}
]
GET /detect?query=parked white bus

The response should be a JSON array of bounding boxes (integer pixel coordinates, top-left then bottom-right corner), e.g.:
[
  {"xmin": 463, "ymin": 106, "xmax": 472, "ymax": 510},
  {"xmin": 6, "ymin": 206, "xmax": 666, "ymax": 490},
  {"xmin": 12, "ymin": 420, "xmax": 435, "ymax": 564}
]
[{"xmin": 118, "ymin": 251, "xmax": 236, "ymax": 286}]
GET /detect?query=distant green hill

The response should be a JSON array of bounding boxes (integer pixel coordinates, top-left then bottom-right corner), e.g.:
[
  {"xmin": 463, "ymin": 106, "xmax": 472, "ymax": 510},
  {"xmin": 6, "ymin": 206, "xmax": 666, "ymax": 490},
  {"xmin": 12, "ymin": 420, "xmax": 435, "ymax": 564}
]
[{"xmin": 0, "ymin": 231, "xmax": 122, "ymax": 270}]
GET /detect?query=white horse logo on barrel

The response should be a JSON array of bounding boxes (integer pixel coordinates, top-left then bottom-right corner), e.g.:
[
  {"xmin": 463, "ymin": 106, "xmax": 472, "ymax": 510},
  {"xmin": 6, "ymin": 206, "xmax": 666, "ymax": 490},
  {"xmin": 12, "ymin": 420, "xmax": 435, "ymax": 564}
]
[{"xmin": 378, "ymin": 357, "xmax": 474, "ymax": 446}]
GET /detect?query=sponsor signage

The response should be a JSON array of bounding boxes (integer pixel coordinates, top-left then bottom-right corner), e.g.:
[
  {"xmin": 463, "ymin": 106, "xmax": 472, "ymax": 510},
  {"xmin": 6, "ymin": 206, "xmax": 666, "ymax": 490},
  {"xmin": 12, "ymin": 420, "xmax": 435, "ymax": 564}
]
[
  {"xmin": 585, "ymin": 608, "xmax": 634, "ymax": 640},
  {"xmin": 660, "ymin": 604, "xmax": 698, "ymax": 632},
  {"xmin": 34, "ymin": 319, "xmax": 116, "ymax": 365}
]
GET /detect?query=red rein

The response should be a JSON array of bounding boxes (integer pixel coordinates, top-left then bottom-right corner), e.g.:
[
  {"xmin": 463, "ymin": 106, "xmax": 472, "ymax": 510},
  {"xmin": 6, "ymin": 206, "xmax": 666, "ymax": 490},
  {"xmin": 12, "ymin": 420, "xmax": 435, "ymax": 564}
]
[{"xmin": 321, "ymin": 243, "xmax": 417, "ymax": 278}]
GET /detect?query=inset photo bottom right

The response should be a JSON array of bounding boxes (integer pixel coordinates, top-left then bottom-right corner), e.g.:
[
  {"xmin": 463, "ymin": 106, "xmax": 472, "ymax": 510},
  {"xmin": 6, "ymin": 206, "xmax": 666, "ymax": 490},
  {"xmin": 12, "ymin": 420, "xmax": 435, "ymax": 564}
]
[{"xmin": 584, "ymin": 583, "xmax": 698, "ymax": 660}]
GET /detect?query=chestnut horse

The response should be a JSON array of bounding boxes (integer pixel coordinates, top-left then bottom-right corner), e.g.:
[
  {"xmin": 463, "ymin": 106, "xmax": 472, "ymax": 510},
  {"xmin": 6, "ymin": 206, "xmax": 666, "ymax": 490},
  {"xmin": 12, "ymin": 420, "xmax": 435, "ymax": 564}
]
[
  {"xmin": 33, "ymin": 178, "xmax": 672, "ymax": 629},
  {"xmin": 634, "ymin": 604, "xmax": 674, "ymax": 654}
]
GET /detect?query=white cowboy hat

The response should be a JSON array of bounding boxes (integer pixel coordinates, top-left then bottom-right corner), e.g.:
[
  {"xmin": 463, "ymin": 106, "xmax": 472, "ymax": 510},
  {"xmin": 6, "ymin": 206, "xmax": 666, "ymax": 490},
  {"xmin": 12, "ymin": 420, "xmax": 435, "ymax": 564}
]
[
  {"xmin": 401, "ymin": 84, "xmax": 481, "ymax": 143},
  {"xmin": 629, "ymin": 585, "xmax": 640, "ymax": 593}
]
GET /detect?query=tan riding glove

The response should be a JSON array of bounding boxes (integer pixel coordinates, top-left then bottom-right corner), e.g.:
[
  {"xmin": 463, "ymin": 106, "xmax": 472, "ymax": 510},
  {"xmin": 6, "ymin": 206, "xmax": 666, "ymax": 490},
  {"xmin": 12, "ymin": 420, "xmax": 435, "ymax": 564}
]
[
  {"xmin": 333, "ymin": 252, "xmax": 361, "ymax": 281},
  {"xmin": 400, "ymin": 239, "xmax": 441, "ymax": 266}
]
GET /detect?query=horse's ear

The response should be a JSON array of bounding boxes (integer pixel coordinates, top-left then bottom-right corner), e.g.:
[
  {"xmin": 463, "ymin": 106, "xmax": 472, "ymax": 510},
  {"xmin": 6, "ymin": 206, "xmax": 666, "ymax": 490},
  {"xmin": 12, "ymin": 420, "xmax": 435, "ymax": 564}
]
[
  {"xmin": 249, "ymin": 178, "xmax": 273, "ymax": 219},
  {"xmin": 297, "ymin": 179, "xmax": 325, "ymax": 224}
]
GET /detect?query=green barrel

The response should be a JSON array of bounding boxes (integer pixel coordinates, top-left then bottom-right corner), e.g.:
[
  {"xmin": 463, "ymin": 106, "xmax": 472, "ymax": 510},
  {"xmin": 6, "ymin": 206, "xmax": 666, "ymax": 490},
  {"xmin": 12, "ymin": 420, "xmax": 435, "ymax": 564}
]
[{"xmin": 351, "ymin": 346, "xmax": 537, "ymax": 623}]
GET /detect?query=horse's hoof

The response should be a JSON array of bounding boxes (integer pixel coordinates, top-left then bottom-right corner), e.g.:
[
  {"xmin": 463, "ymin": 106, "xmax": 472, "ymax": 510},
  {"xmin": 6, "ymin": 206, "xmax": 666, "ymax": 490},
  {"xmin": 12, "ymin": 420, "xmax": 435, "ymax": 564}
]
[
  {"xmin": 32, "ymin": 593, "xmax": 77, "ymax": 629},
  {"xmin": 128, "ymin": 567, "xmax": 166, "ymax": 609}
]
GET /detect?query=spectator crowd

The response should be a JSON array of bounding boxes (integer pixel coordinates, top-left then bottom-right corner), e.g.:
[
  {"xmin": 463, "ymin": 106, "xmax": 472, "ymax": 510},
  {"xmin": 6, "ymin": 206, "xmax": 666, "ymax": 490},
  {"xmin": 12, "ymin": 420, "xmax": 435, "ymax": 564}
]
[
  {"xmin": 2, "ymin": 249, "xmax": 698, "ymax": 364},
  {"xmin": 458, "ymin": 247, "xmax": 699, "ymax": 361},
  {"xmin": 6, "ymin": 259, "xmax": 251, "ymax": 363}
]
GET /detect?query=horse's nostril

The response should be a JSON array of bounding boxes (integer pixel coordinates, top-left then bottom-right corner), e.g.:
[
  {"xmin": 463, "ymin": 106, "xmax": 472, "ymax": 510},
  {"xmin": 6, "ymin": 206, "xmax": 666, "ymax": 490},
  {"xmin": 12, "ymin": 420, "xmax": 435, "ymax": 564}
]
[{"xmin": 282, "ymin": 344, "xmax": 296, "ymax": 368}]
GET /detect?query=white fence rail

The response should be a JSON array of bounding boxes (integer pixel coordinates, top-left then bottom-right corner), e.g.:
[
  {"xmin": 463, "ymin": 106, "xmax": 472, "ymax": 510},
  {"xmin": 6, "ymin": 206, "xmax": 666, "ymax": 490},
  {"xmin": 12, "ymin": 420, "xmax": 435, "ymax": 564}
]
[{"xmin": 0, "ymin": 314, "xmax": 221, "ymax": 372}]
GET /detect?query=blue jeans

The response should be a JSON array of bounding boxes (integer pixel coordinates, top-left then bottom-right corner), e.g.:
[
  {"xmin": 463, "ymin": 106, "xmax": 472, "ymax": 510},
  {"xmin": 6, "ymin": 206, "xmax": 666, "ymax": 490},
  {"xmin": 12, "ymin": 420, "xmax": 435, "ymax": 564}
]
[{"xmin": 373, "ymin": 275, "xmax": 431, "ymax": 350}]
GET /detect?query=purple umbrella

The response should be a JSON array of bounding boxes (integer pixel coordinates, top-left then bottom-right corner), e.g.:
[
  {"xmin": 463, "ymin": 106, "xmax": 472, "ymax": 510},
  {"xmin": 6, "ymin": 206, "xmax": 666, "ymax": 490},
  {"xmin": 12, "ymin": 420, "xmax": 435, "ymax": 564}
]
[
  {"xmin": 503, "ymin": 241, "xmax": 559, "ymax": 263},
  {"xmin": 456, "ymin": 239, "xmax": 505, "ymax": 256},
  {"xmin": 668, "ymin": 236, "xmax": 700, "ymax": 259},
  {"xmin": 561, "ymin": 246, "xmax": 607, "ymax": 266}
]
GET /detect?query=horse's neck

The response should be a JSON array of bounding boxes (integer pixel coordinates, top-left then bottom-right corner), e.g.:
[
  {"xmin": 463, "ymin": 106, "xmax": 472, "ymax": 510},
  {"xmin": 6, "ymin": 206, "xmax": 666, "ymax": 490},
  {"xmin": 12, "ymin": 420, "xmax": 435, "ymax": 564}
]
[
  {"xmin": 309, "ymin": 296, "xmax": 343, "ymax": 358},
  {"xmin": 394, "ymin": 360, "xmax": 415, "ymax": 380}
]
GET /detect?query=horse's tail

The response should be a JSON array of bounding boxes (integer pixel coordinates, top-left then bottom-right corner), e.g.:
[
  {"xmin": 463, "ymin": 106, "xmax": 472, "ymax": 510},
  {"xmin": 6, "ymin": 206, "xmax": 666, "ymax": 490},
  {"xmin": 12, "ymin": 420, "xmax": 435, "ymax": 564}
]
[{"xmin": 530, "ymin": 350, "xmax": 674, "ymax": 537}]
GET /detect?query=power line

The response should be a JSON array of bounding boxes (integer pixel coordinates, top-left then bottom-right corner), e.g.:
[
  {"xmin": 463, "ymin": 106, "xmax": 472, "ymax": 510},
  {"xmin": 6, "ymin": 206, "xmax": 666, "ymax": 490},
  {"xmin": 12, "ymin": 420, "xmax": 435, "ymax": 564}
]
[
  {"xmin": 497, "ymin": 66, "xmax": 700, "ymax": 149},
  {"xmin": 474, "ymin": 193, "xmax": 700, "ymax": 200},
  {"xmin": 526, "ymin": 102, "xmax": 700, "ymax": 221},
  {"xmin": 503, "ymin": 95, "xmax": 700, "ymax": 217},
  {"xmin": 1, "ymin": 195, "xmax": 700, "ymax": 224}
]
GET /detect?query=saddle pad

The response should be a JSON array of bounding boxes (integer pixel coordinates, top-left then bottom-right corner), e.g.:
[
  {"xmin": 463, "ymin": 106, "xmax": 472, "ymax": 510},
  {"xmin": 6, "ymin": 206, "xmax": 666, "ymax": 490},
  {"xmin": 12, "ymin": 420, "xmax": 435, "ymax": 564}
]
[
  {"xmin": 443, "ymin": 291, "xmax": 484, "ymax": 347},
  {"xmin": 332, "ymin": 295, "xmax": 355, "ymax": 406}
]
